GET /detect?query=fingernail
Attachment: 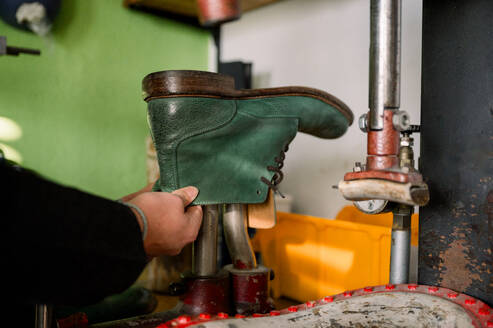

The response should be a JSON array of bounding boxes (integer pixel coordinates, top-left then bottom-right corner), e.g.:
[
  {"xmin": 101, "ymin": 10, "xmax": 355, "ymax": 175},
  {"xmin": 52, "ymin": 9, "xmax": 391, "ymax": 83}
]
[{"xmin": 184, "ymin": 186, "xmax": 199, "ymax": 199}]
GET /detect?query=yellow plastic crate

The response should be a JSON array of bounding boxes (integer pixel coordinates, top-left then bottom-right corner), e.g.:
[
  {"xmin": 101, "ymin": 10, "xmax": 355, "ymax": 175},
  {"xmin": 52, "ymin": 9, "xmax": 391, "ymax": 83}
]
[{"xmin": 251, "ymin": 206, "xmax": 418, "ymax": 302}]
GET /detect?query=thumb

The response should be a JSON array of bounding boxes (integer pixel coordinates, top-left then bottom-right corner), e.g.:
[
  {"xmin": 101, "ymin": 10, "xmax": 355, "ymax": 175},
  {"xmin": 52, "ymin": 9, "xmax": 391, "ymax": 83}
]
[
  {"xmin": 172, "ymin": 186, "xmax": 199, "ymax": 207},
  {"xmin": 185, "ymin": 205, "xmax": 203, "ymax": 238}
]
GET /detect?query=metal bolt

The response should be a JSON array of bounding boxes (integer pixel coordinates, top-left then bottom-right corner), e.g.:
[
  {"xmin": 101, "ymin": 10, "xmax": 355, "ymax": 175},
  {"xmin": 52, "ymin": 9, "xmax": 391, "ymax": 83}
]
[
  {"xmin": 217, "ymin": 312, "xmax": 229, "ymax": 319},
  {"xmin": 235, "ymin": 314, "xmax": 246, "ymax": 318},
  {"xmin": 447, "ymin": 293, "xmax": 458, "ymax": 299},
  {"xmin": 479, "ymin": 308, "xmax": 490, "ymax": 315},
  {"xmin": 386, "ymin": 284, "xmax": 395, "ymax": 290},
  {"xmin": 465, "ymin": 299, "xmax": 476, "ymax": 305},
  {"xmin": 288, "ymin": 306, "xmax": 298, "ymax": 312},
  {"xmin": 269, "ymin": 311, "xmax": 281, "ymax": 316},
  {"xmin": 353, "ymin": 162, "xmax": 362, "ymax": 172},
  {"xmin": 364, "ymin": 287, "xmax": 373, "ymax": 292},
  {"xmin": 392, "ymin": 111, "xmax": 411, "ymax": 131},
  {"xmin": 199, "ymin": 313, "xmax": 211, "ymax": 320},
  {"xmin": 323, "ymin": 296, "xmax": 334, "ymax": 303},
  {"xmin": 358, "ymin": 113, "xmax": 369, "ymax": 132},
  {"xmin": 400, "ymin": 136, "xmax": 414, "ymax": 147},
  {"xmin": 343, "ymin": 291, "xmax": 352, "ymax": 297},
  {"xmin": 428, "ymin": 287, "xmax": 439, "ymax": 293},
  {"xmin": 407, "ymin": 284, "xmax": 418, "ymax": 290}
]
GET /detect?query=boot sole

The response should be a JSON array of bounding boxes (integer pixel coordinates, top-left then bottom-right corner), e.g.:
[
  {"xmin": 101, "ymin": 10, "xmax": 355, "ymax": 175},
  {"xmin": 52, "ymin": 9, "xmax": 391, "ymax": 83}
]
[{"xmin": 142, "ymin": 70, "xmax": 353, "ymax": 124}]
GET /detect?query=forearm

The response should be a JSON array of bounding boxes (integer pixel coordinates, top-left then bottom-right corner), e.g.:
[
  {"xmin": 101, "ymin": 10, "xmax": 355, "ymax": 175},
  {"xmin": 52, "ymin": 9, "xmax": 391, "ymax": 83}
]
[{"xmin": 2, "ymin": 162, "xmax": 147, "ymax": 306}]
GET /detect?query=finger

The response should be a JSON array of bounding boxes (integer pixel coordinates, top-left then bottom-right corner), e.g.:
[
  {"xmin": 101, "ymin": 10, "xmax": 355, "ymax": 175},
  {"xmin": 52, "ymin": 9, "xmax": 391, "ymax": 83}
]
[
  {"xmin": 172, "ymin": 186, "xmax": 199, "ymax": 207},
  {"xmin": 185, "ymin": 205, "xmax": 203, "ymax": 238}
]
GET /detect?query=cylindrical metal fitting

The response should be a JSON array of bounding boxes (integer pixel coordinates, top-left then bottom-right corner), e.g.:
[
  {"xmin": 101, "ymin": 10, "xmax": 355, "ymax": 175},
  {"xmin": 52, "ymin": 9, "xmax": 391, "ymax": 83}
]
[
  {"xmin": 367, "ymin": 110, "xmax": 400, "ymax": 170},
  {"xmin": 369, "ymin": 0, "xmax": 402, "ymax": 130},
  {"xmin": 389, "ymin": 228, "xmax": 411, "ymax": 284},
  {"xmin": 35, "ymin": 304, "xmax": 52, "ymax": 328},
  {"xmin": 193, "ymin": 205, "xmax": 219, "ymax": 276},
  {"xmin": 223, "ymin": 204, "xmax": 257, "ymax": 270}
]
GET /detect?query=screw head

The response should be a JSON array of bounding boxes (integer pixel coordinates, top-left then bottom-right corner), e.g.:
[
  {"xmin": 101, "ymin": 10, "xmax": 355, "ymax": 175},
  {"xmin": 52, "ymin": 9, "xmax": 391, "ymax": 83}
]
[
  {"xmin": 447, "ymin": 293, "xmax": 458, "ymax": 299},
  {"xmin": 252, "ymin": 313, "xmax": 264, "ymax": 317},
  {"xmin": 306, "ymin": 301, "xmax": 316, "ymax": 308},
  {"xmin": 269, "ymin": 310, "xmax": 281, "ymax": 316},
  {"xmin": 428, "ymin": 287, "xmax": 439, "ymax": 293},
  {"xmin": 407, "ymin": 284, "xmax": 418, "ymax": 290},
  {"xmin": 364, "ymin": 287, "xmax": 373, "ymax": 292},
  {"xmin": 235, "ymin": 314, "xmax": 246, "ymax": 318},
  {"xmin": 392, "ymin": 111, "xmax": 411, "ymax": 131},
  {"xmin": 323, "ymin": 296, "xmax": 334, "ymax": 303},
  {"xmin": 478, "ymin": 308, "xmax": 490, "ymax": 315},
  {"xmin": 288, "ymin": 306, "xmax": 298, "ymax": 312},
  {"xmin": 465, "ymin": 299, "xmax": 476, "ymax": 305},
  {"xmin": 217, "ymin": 312, "xmax": 229, "ymax": 319},
  {"xmin": 343, "ymin": 291, "xmax": 352, "ymax": 297},
  {"xmin": 386, "ymin": 284, "xmax": 395, "ymax": 290},
  {"xmin": 177, "ymin": 315, "xmax": 191, "ymax": 324},
  {"xmin": 199, "ymin": 313, "xmax": 211, "ymax": 320}
]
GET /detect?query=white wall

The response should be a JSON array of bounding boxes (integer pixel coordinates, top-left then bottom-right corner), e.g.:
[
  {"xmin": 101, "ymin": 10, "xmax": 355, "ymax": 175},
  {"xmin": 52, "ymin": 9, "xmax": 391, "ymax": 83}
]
[{"xmin": 215, "ymin": 0, "xmax": 422, "ymax": 219}]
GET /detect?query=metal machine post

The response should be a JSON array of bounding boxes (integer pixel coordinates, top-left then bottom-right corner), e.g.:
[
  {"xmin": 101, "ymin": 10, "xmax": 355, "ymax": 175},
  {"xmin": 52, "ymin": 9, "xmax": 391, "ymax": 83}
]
[
  {"xmin": 181, "ymin": 205, "xmax": 231, "ymax": 315},
  {"xmin": 35, "ymin": 304, "xmax": 52, "ymax": 328},
  {"xmin": 339, "ymin": 0, "xmax": 428, "ymax": 284},
  {"xmin": 390, "ymin": 205, "xmax": 412, "ymax": 284},
  {"xmin": 193, "ymin": 205, "xmax": 220, "ymax": 276},
  {"xmin": 369, "ymin": 0, "xmax": 401, "ymax": 131}
]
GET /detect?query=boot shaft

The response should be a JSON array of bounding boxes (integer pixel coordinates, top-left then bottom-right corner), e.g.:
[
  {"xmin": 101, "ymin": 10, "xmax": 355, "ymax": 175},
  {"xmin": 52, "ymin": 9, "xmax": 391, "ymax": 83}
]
[{"xmin": 143, "ymin": 70, "xmax": 353, "ymax": 205}]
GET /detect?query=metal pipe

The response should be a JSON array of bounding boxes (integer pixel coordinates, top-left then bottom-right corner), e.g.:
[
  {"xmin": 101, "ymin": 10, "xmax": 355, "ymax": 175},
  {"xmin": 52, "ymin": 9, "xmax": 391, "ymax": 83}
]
[
  {"xmin": 389, "ymin": 229, "xmax": 410, "ymax": 284},
  {"xmin": 389, "ymin": 206, "xmax": 411, "ymax": 284},
  {"xmin": 35, "ymin": 304, "xmax": 52, "ymax": 328},
  {"xmin": 193, "ymin": 205, "xmax": 219, "ymax": 276},
  {"xmin": 369, "ymin": 0, "xmax": 401, "ymax": 130},
  {"xmin": 223, "ymin": 204, "xmax": 257, "ymax": 270}
]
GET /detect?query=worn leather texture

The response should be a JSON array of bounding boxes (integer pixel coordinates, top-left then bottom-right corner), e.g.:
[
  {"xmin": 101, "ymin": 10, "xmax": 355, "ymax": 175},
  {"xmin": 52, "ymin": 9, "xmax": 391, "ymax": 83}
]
[{"xmin": 147, "ymin": 96, "xmax": 349, "ymax": 205}]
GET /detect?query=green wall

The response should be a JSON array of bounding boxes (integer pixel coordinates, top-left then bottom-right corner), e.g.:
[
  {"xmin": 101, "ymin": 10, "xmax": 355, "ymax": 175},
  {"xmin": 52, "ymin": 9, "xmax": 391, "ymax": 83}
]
[{"xmin": 0, "ymin": 0, "xmax": 209, "ymax": 199}]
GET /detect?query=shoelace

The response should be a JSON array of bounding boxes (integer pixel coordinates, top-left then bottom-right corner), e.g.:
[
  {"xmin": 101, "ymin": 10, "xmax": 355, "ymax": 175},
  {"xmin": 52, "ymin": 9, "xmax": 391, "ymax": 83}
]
[{"xmin": 260, "ymin": 145, "xmax": 289, "ymax": 198}]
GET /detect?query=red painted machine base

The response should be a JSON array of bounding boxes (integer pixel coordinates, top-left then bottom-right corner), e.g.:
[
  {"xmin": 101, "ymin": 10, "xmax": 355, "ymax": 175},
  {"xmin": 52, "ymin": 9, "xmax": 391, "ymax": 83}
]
[
  {"xmin": 179, "ymin": 270, "xmax": 232, "ymax": 316},
  {"xmin": 224, "ymin": 264, "xmax": 274, "ymax": 315}
]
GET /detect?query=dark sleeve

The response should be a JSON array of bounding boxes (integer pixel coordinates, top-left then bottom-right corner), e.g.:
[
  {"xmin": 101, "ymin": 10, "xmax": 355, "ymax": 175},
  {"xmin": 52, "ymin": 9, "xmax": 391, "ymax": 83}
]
[{"xmin": 2, "ymin": 162, "xmax": 148, "ymax": 306}]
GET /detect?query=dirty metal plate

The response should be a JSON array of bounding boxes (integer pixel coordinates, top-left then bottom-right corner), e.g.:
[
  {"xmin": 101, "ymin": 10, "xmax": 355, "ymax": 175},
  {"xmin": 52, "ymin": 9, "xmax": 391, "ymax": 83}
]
[{"xmin": 160, "ymin": 285, "xmax": 492, "ymax": 328}]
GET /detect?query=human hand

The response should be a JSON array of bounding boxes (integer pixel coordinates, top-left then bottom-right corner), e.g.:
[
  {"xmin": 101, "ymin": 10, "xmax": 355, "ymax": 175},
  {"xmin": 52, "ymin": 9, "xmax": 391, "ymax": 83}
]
[{"xmin": 125, "ymin": 186, "xmax": 203, "ymax": 257}]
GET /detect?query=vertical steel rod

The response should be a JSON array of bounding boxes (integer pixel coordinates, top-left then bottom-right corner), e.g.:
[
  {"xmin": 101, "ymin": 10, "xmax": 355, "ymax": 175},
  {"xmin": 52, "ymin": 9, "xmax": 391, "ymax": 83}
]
[
  {"xmin": 223, "ymin": 204, "xmax": 257, "ymax": 270},
  {"xmin": 193, "ymin": 204, "xmax": 219, "ymax": 276},
  {"xmin": 35, "ymin": 304, "xmax": 52, "ymax": 328},
  {"xmin": 369, "ymin": 0, "xmax": 401, "ymax": 130},
  {"xmin": 389, "ymin": 226, "xmax": 411, "ymax": 284}
]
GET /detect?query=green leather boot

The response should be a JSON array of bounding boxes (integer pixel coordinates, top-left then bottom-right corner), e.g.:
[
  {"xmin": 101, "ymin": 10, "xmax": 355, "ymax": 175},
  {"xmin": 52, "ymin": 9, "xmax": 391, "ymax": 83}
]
[{"xmin": 143, "ymin": 70, "xmax": 353, "ymax": 205}]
